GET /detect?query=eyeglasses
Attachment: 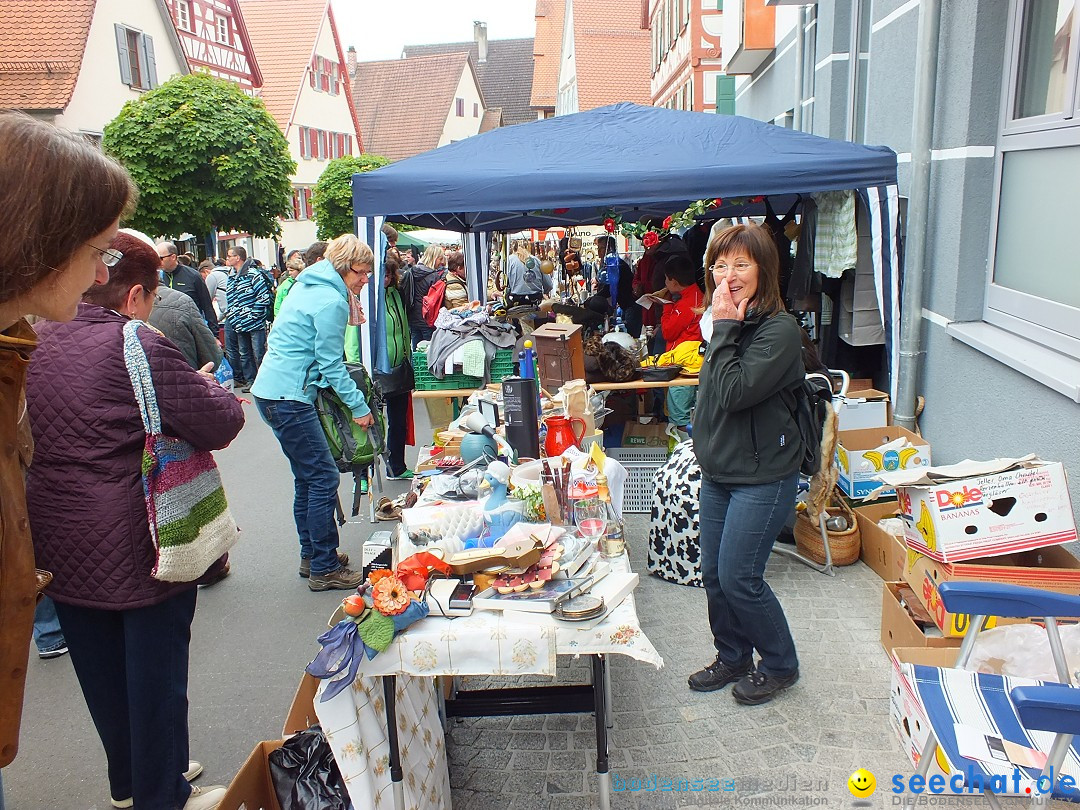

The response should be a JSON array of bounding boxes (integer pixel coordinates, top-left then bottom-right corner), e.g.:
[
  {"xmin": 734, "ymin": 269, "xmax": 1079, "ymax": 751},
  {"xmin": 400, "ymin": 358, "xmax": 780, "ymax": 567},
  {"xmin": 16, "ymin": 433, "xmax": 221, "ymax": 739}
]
[
  {"xmin": 88, "ymin": 243, "xmax": 123, "ymax": 267},
  {"xmin": 711, "ymin": 261, "xmax": 754, "ymax": 274}
]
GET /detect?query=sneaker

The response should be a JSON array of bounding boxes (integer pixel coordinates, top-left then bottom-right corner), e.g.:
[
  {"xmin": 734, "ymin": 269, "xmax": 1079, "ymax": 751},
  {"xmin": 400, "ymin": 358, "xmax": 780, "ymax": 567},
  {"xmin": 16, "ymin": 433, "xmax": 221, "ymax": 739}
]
[
  {"xmin": 239, "ymin": 383, "xmax": 252, "ymax": 393},
  {"xmin": 111, "ymin": 762, "xmax": 205, "ymax": 807},
  {"xmin": 687, "ymin": 656, "xmax": 753, "ymax": 693},
  {"xmin": 308, "ymin": 566, "xmax": 365, "ymax": 592},
  {"xmin": 732, "ymin": 668, "xmax": 800, "ymax": 705},
  {"xmin": 37, "ymin": 642, "xmax": 69, "ymax": 660},
  {"xmin": 182, "ymin": 785, "xmax": 227, "ymax": 810},
  {"xmin": 299, "ymin": 551, "xmax": 349, "ymax": 579},
  {"xmin": 386, "ymin": 468, "xmax": 414, "ymax": 480}
]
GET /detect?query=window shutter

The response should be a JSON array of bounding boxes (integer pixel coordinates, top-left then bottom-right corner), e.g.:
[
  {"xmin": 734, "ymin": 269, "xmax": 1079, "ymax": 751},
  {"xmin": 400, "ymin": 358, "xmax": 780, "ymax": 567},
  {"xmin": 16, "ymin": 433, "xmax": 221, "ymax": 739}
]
[
  {"xmin": 304, "ymin": 189, "xmax": 313, "ymax": 220},
  {"xmin": 332, "ymin": 64, "xmax": 339, "ymax": 95},
  {"xmin": 309, "ymin": 59, "xmax": 316, "ymax": 88},
  {"xmin": 309, "ymin": 127, "xmax": 318, "ymax": 157},
  {"xmin": 115, "ymin": 24, "xmax": 133, "ymax": 85},
  {"xmin": 143, "ymin": 35, "xmax": 158, "ymax": 89},
  {"xmin": 715, "ymin": 75, "xmax": 736, "ymax": 115}
]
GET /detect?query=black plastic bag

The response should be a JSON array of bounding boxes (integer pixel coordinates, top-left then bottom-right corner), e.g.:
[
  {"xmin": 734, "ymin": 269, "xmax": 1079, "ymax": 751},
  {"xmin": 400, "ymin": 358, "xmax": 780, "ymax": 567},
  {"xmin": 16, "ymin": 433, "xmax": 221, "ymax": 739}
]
[{"xmin": 268, "ymin": 725, "xmax": 351, "ymax": 810}]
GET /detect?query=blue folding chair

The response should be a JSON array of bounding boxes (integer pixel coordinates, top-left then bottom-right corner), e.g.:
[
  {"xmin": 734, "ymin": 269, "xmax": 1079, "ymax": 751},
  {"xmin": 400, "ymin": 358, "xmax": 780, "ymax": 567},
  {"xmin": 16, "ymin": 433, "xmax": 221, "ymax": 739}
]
[{"xmin": 904, "ymin": 582, "xmax": 1080, "ymax": 807}]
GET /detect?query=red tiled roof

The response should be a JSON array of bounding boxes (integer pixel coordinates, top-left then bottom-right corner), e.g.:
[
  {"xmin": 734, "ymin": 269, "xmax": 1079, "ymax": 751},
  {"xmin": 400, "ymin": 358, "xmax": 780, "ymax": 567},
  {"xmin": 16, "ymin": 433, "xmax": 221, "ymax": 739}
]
[
  {"xmin": 353, "ymin": 53, "xmax": 472, "ymax": 161},
  {"xmin": 572, "ymin": 0, "xmax": 651, "ymax": 111},
  {"xmin": 238, "ymin": 0, "xmax": 362, "ymax": 149},
  {"xmin": 0, "ymin": 0, "xmax": 96, "ymax": 110},
  {"xmin": 530, "ymin": 0, "xmax": 564, "ymax": 110},
  {"xmin": 403, "ymin": 38, "xmax": 534, "ymax": 127},
  {"xmin": 479, "ymin": 107, "xmax": 503, "ymax": 133}
]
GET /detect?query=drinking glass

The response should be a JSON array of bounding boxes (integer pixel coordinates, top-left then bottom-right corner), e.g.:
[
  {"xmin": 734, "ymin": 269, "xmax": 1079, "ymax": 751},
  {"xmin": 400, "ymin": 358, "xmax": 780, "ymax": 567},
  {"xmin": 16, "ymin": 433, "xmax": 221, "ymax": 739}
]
[{"xmin": 573, "ymin": 498, "xmax": 606, "ymax": 549}]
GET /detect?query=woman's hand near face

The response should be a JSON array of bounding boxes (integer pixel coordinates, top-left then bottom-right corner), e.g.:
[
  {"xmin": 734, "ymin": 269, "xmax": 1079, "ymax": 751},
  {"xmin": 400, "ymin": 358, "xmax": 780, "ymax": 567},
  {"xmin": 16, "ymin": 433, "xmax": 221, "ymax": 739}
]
[{"xmin": 711, "ymin": 278, "xmax": 748, "ymax": 322}]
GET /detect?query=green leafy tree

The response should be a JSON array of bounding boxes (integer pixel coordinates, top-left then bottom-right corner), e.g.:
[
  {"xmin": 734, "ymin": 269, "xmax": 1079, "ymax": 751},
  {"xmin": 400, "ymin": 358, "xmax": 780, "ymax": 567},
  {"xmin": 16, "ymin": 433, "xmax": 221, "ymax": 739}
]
[
  {"xmin": 311, "ymin": 154, "xmax": 391, "ymax": 240},
  {"xmin": 103, "ymin": 72, "xmax": 296, "ymax": 239}
]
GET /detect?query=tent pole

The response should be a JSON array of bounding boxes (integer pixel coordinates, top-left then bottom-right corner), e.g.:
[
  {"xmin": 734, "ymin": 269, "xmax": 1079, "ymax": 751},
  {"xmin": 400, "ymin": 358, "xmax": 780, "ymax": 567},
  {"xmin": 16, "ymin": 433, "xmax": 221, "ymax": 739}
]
[
  {"xmin": 894, "ymin": 0, "xmax": 941, "ymax": 432},
  {"xmin": 794, "ymin": 5, "xmax": 806, "ymax": 132}
]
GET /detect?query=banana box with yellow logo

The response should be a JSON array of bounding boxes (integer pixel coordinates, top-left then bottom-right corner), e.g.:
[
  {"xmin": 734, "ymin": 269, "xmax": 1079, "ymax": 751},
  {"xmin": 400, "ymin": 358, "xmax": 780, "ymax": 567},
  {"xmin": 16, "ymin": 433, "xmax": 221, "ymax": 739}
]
[
  {"xmin": 903, "ymin": 545, "xmax": 1080, "ymax": 637},
  {"xmin": 887, "ymin": 457, "xmax": 1078, "ymax": 564},
  {"xmin": 835, "ymin": 426, "xmax": 931, "ymax": 498}
]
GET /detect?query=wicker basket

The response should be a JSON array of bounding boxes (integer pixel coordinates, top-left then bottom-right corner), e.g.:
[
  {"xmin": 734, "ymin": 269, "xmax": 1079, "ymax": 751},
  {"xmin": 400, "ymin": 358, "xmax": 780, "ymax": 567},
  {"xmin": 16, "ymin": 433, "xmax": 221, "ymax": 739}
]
[{"xmin": 793, "ymin": 496, "xmax": 861, "ymax": 566}]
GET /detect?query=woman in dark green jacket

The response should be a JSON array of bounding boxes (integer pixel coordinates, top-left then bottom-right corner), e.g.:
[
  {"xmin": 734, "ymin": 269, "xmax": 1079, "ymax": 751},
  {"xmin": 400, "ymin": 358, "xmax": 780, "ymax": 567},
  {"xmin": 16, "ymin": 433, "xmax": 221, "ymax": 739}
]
[
  {"xmin": 689, "ymin": 224, "xmax": 805, "ymax": 706},
  {"xmin": 381, "ymin": 254, "xmax": 414, "ymax": 478}
]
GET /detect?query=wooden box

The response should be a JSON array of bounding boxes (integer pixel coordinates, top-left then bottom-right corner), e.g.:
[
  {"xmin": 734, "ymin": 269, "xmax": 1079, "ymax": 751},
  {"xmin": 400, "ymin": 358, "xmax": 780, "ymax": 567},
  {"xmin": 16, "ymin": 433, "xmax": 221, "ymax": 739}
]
[{"xmin": 531, "ymin": 323, "xmax": 585, "ymax": 391}]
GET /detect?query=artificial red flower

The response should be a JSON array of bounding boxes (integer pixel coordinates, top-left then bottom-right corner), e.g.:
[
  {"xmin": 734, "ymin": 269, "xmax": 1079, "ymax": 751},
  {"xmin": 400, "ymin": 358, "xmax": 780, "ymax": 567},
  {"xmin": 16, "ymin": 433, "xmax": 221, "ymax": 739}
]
[
  {"xmin": 714, "ymin": 198, "xmax": 723, "ymax": 207},
  {"xmin": 603, "ymin": 218, "xmax": 616, "ymax": 233},
  {"xmin": 642, "ymin": 231, "xmax": 660, "ymax": 248},
  {"xmin": 554, "ymin": 208, "xmax": 570, "ymax": 215},
  {"xmin": 751, "ymin": 195, "xmax": 765, "ymax": 203},
  {"xmin": 662, "ymin": 215, "xmax": 672, "ymax": 230}
]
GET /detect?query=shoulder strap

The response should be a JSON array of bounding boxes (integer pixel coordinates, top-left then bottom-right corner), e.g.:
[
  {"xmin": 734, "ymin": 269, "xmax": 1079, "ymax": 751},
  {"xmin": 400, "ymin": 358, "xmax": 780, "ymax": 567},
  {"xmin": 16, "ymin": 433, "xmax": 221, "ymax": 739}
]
[{"xmin": 122, "ymin": 320, "xmax": 162, "ymax": 435}]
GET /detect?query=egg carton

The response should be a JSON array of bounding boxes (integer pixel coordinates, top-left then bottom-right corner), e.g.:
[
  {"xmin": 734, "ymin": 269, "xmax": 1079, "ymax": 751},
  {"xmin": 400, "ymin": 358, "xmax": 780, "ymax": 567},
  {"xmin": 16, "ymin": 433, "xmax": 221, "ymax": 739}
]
[{"xmin": 402, "ymin": 502, "xmax": 484, "ymax": 544}]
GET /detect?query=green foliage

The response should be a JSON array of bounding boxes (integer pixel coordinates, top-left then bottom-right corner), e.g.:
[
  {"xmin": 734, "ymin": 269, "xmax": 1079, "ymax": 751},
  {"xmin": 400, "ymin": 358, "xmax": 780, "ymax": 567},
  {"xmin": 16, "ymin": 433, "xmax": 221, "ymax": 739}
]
[
  {"xmin": 312, "ymin": 154, "xmax": 390, "ymax": 240},
  {"xmin": 102, "ymin": 72, "xmax": 296, "ymax": 239}
]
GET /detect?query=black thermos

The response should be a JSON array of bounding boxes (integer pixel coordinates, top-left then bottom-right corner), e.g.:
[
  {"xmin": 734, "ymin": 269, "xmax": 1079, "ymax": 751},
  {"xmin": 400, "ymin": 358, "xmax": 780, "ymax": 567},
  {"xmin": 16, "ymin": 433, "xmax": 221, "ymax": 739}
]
[{"xmin": 501, "ymin": 376, "xmax": 540, "ymax": 461}]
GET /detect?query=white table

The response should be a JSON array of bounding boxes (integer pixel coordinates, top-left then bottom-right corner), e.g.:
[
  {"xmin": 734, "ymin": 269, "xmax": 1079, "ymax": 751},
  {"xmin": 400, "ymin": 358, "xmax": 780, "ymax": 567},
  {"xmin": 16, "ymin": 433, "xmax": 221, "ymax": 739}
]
[{"xmin": 314, "ymin": 532, "xmax": 661, "ymax": 810}]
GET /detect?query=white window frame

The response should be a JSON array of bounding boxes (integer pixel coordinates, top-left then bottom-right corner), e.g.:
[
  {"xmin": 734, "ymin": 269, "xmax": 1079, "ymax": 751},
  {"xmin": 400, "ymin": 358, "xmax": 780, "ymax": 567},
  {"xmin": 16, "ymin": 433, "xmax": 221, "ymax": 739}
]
[
  {"xmin": 982, "ymin": 0, "xmax": 1080, "ymax": 358},
  {"xmin": 176, "ymin": 0, "xmax": 191, "ymax": 32},
  {"xmin": 216, "ymin": 14, "xmax": 229, "ymax": 45}
]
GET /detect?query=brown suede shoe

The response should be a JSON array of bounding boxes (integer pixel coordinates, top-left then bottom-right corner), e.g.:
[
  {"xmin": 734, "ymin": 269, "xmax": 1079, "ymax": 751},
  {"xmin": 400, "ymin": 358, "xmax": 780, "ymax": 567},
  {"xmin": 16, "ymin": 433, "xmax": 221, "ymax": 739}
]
[
  {"xmin": 307, "ymin": 566, "xmax": 365, "ymax": 592},
  {"xmin": 299, "ymin": 551, "xmax": 349, "ymax": 579}
]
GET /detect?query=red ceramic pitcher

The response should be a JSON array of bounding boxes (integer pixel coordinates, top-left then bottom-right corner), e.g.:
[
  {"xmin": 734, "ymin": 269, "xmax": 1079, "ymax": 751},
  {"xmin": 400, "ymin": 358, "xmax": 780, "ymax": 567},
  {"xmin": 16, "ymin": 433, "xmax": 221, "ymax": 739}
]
[{"xmin": 544, "ymin": 415, "xmax": 586, "ymax": 457}]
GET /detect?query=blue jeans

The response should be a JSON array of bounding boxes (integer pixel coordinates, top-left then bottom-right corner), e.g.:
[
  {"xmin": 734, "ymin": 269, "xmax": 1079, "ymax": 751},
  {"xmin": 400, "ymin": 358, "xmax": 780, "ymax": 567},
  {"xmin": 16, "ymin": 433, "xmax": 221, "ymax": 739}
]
[
  {"xmin": 33, "ymin": 595, "xmax": 65, "ymax": 652},
  {"xmin": 236, "ymin": 326, "xmax": 266, "ymax": 384},
  {"xmin": 698, "ymin": 474, "xmax": 800, "ymax": 677},
  {"xmin": 55, "ymin": 588, "xmax": 198, "ymax": 809},
  {"xmin": 224, "ymin": 321, "xmax": 243, "ymax": 382},
  {"xmin": 254, "ymin": 397, "xmax": 342, "ymax": 576}
]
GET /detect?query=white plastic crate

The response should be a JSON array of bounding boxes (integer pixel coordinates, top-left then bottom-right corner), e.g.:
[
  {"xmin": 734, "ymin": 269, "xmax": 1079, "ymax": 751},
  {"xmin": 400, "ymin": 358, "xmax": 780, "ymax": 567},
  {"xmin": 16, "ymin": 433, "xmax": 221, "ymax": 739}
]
[{"xmin": 609, "ymin": 447, "xmax": 671, "ymax": 513}]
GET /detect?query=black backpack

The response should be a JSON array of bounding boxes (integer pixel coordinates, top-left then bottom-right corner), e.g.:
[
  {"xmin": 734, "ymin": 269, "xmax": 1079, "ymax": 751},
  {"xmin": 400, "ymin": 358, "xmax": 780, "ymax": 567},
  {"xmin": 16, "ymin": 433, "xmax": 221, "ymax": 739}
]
[{"xmin": 792, "ymin": 373, "xmax": 834, "ymax": 477}]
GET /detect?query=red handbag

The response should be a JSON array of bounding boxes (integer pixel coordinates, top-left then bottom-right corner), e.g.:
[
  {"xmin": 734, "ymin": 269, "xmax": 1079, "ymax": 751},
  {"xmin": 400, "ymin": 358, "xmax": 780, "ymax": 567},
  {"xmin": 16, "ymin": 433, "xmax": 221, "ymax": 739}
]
[{"xmin": 396, "ymin": 551, "xmax": 451, "ymax": 592}]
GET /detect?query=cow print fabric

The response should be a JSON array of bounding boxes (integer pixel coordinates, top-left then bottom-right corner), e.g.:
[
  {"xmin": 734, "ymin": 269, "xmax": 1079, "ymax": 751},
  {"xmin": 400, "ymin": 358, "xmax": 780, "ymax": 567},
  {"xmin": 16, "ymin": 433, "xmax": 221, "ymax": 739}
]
[{"xmin": 647, "ymin": 440, "xmax": 703, "ymax": 587}]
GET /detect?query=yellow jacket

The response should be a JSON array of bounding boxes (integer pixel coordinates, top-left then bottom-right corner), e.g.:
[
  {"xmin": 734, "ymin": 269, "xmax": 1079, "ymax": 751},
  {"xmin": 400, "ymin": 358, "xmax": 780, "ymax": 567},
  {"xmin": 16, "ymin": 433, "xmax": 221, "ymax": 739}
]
[{"xmin": 642, "ymin": 341, "xmax": 703, "ymax": 374}]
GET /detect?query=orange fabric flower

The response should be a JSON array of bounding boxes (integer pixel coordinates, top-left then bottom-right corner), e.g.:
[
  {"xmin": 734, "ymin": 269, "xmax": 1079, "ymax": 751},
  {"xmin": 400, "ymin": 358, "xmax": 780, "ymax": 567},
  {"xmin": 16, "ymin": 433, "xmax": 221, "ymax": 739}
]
[
  {"xmin": 368, "ymin": 569, "xmax": 394, "ymax": 586},
  {"xmin": 372, "ymin": 575, "xmax": 412, "ymax": 616}
]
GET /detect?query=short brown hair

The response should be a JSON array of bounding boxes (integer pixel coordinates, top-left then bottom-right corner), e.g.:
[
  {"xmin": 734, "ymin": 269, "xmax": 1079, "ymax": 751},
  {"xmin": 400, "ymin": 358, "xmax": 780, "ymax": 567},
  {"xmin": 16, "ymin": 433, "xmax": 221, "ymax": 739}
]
[
  {"xmin": 82, "ymin": 232, "xmax": 160, "ymax": 310},
  {"xmin": 0, "ymin": 112, "xmax": 136, "ymax": 304},
  {"xmin": 446, "ymin": 251, "xmax": 464, "ymax": 272},
  {"xmin": 704, "ymin": 224, "xmax": 785, "ymax": 317}
]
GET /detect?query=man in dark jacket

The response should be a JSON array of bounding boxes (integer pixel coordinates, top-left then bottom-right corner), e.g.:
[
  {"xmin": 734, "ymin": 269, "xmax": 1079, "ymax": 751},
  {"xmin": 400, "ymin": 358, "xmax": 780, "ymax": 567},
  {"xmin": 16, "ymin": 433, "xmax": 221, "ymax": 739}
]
[
  {"xmin": 148, "ymin": 286, "xmax": 223, "ymax": 371},
  {"xmin": 156, "ymin": 242, "xmax": 218, "ymax": 333}
]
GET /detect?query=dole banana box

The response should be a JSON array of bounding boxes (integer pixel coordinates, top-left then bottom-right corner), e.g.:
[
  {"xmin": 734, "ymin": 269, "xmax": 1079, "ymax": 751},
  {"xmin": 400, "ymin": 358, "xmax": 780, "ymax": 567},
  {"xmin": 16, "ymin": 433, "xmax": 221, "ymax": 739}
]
[
  {"xmin": 835, "ymin": 426, "xmax": 931, "ymax": 498},
  {"xmin": 898, "ymin": 460, "xmax": 1077, "ymax": 564}
]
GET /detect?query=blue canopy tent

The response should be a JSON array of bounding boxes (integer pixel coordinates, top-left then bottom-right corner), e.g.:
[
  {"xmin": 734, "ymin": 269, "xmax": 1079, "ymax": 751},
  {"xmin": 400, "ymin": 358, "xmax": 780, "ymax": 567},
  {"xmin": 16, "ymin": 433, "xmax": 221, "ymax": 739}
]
[{"xmin": 352, "ymin": 103, "xmax": 901, "ymax": 391}]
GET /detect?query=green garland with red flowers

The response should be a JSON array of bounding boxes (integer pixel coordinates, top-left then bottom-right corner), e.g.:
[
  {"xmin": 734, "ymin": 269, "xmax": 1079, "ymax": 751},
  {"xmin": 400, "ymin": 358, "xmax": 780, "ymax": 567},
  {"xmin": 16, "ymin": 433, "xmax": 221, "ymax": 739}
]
[{"xmin": 602, "ymin": 195, "xmax": 766, "ymax": 246}]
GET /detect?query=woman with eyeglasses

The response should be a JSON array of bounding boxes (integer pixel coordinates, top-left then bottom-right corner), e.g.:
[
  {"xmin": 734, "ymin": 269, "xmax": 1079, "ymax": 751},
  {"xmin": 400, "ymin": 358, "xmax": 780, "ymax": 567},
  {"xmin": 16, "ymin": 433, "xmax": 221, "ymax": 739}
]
[
  {"xmin": 688, "ymin": 224, "xmax": 805, "ymax": 707},
  {"xmin": 251, "ymin": 233, "xmax": 375, "ymax": 592},
  {"xmin": 25, "ymin": 230, "xmax": 245, "ymax": 810},
  {"xmin": 0, "ymin": 112, "xmax": 131, "ymax": 807}
]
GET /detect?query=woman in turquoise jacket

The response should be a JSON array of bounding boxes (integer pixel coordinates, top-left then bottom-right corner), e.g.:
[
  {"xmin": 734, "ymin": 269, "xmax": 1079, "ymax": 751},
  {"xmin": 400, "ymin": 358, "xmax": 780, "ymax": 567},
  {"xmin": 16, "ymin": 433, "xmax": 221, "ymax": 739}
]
[{"xmin": 252, "ymin": 233, "xmax": 374, "ymax": 592}]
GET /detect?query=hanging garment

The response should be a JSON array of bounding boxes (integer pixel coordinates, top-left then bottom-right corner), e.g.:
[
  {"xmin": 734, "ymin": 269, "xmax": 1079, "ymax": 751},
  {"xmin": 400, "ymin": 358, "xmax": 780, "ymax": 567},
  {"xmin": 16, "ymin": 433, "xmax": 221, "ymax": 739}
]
[
  {"xmin": 762, "ymin": 197, "xmax": 800, "ymax": 298},
  {"xmin": 812, "ymin": 190, "xmax": 858, "ymax": 279},
  {"xmin": 788, "ymin": 196, "xmax": 818, "ymax": 304}
]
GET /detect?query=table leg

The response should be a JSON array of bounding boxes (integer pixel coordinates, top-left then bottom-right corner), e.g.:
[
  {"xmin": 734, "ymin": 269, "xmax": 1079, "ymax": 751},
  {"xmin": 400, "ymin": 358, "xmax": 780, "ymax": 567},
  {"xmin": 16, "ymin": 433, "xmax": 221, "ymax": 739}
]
[
  {"xmin": 603, "ymin": 656, "xmax": 614, "ymax": 731},
  {"xmin": 592, "ymin": 655, "xmax": 612, "ymax": 810},
  {"xmin": 383, "ymin": 675, "xmax": 405, "ymax": 810}
]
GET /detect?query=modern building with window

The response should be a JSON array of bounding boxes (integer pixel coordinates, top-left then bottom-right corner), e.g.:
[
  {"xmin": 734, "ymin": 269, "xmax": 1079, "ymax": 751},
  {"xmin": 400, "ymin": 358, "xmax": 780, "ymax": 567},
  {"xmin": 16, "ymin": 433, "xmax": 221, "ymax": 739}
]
[
  {"xmin": 237, "ymin": 0, "xmax": 363, "ymax": 254},
  {"xmin": 648, "ymin": 0, "xmax": 728, "ymax": 112},
  {"xmin": 0, "ymin": 0, "xmax": 188, "ymax": 137},
  {"xmin": 718, "ymin": 0, "xmax": 1080, "ymax": 500}
]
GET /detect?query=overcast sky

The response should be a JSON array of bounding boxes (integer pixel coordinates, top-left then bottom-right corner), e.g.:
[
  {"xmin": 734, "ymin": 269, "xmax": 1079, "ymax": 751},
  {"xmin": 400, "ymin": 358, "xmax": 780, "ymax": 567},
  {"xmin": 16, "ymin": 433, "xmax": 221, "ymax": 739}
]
[{"xmin": 334, "ymin": 0, "xmax": 537, "ymax": 62}]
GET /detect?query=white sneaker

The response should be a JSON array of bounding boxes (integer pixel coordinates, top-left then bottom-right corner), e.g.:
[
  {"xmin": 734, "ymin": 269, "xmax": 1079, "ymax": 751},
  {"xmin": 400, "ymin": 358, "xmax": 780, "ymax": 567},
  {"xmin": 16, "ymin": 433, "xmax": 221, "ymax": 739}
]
[
  {"xmin": 183, "ymin": 785, "xmax": 227, "ymax": 810},
  {"xmin": 110, "ymin": 762, "xmax": 205, "ymax": 808}
]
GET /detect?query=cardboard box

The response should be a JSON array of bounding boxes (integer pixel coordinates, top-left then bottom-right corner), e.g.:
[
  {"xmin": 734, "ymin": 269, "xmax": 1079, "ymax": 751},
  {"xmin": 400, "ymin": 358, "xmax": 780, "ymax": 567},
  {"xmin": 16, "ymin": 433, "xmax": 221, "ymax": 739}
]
[
  {"xmin": 219, "ymin": 740, "xmax": 285, "ymax": 810},
  {"xmin": 903, "ymin": 546, "xmax": 1080, "ymax": 637},
  {"xmin": 362, "ymin": 530, "xmax": 394, "ymax": 578},
  {"xmin": 837, "ymin": 389, "xmax": 890, "ymax": 431},
  {"xmin": 282, "ymin": 672, "xmax": 320, "ymax": 737},
  {"xmin": 896, "ymin": 459, "xmax": 1078, "ymax": 563},
  {"xmin": 835, "ymin": 426, "xmax": 931, "ymax": 498},
  {"xmin": 855, "ymin": 501, "xmax": 907, "ymax": 581},
  {"xmin": 889, "ymin": 647, "xmax": 961, "ymax": 768},
  {"xmin": 880, "ymin": 582, "xmax": 962, "ymax": 653}
]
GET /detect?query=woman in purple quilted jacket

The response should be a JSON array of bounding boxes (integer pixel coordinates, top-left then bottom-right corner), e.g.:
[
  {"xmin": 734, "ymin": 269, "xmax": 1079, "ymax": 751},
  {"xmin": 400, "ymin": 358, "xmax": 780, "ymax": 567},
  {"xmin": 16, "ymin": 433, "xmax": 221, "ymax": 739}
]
[{"xmin": 24, "ymin": 233, "xmax": 245, "ymax": 810}]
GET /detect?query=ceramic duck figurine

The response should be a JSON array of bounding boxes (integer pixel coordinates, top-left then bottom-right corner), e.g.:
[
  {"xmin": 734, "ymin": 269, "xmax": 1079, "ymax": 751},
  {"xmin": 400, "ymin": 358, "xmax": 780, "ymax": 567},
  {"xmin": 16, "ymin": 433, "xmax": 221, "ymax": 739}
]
[{"xmin": 479, "ymin": 460, "xmax": 522, "ymax": 545}]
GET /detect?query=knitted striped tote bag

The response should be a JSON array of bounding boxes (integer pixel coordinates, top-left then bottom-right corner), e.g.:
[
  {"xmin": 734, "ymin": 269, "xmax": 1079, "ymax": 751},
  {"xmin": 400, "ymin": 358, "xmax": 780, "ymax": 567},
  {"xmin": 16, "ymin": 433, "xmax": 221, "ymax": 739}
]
[{"xmin": 122, "ymin": 321, "xmax": 239, "ymax": 582}]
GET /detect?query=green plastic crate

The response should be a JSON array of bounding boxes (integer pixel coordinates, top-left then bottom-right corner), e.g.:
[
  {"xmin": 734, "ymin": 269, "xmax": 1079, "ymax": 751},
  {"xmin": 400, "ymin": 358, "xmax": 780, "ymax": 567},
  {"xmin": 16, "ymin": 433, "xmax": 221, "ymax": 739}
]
[{"xmin": 413, "ymin": 349, "xmax": 515, "ymax": 391}]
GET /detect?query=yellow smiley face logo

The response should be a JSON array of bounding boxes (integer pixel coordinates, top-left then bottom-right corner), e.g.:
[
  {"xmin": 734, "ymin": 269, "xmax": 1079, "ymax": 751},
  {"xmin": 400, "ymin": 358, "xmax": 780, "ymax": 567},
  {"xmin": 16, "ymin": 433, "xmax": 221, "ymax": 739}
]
[{"xmin": 848, "ymin": 768, "xmax": 876, "ymax": 798}]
